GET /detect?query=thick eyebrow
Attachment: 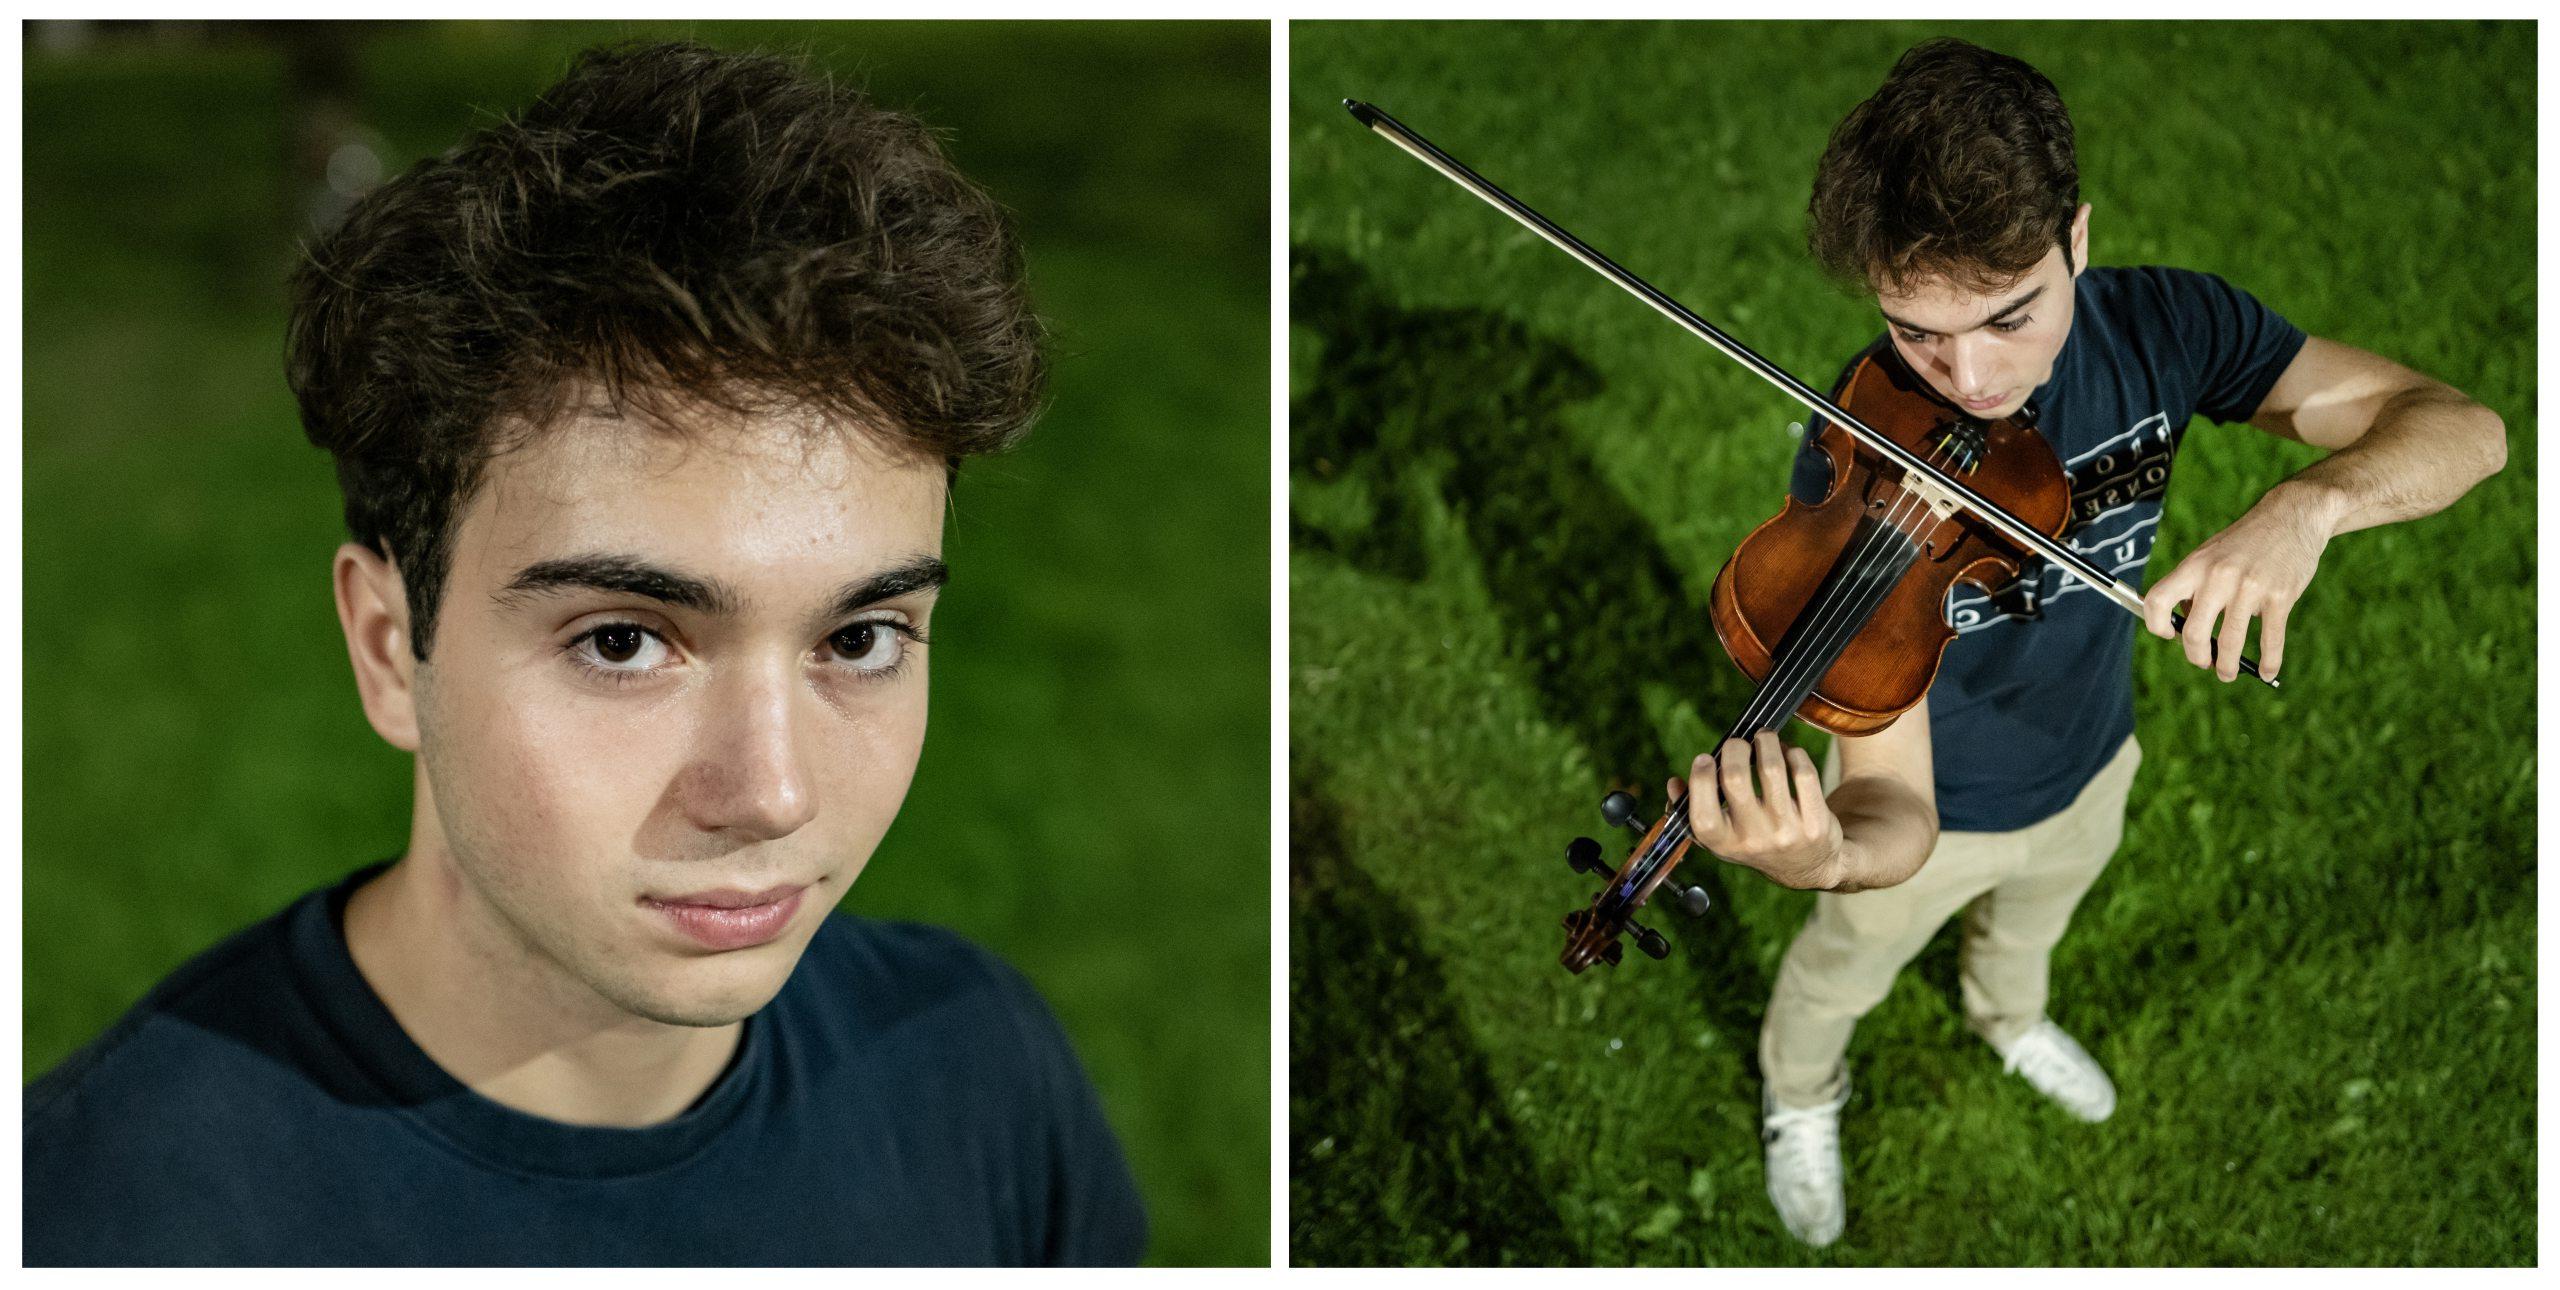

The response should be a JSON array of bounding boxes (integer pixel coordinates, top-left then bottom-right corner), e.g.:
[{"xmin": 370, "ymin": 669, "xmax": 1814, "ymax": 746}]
[
  {"xmin": 494, "ymin": 554, "xmax": 742, "ymax": 616},
  {"xmin": 490, "ymin": 552, "xmax": 947, "ymax": 621},
  {"xmin": 1881, "ymin": 283, "xmax": 2046, "ymax": 337},
  {"xmin": 819, "ymin": 555, "xmax": 949, "ymax": 620}
]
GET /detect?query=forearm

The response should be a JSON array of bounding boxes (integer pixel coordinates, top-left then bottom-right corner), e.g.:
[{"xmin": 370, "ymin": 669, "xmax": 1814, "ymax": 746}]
[
  {"xmin": 1820, "ymin": 774, "xmax": 1939, "ymax": 893},
  {"xmin": 2271, "ymin": 386, "xmax": 2506, "ymax": 539}
]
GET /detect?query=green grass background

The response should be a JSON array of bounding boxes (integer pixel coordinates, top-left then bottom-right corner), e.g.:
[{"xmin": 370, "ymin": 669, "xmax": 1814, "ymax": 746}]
[
  {"xmin": 23, "ymin": 20, "xmax": 1268, "ymax": 1267},
  {"xmin": 1289, "ymin": 20, "xmax": 2532, "ymax": 1267}
]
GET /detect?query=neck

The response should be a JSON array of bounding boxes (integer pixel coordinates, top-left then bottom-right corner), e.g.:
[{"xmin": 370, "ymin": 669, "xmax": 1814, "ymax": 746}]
[{"xmin": 342, "ymin": 797, "xmax": 741, "ymax": 1129}]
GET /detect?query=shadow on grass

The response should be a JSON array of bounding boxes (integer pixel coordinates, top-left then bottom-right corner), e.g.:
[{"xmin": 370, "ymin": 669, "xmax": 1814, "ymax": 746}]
[
  {"xmin": 1291, "ymin": 244, "xmax": 1770, "ymax": 1060},
  {"xmin": 1288, "ymin": 773, "xmax": 1583, "ymax": 1266}
]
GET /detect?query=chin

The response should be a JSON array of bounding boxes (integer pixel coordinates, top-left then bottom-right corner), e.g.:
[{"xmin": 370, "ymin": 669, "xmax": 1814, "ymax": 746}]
[{"xmin": 599, "ymin": 949, "xmax": 804, "ymax": 1028}]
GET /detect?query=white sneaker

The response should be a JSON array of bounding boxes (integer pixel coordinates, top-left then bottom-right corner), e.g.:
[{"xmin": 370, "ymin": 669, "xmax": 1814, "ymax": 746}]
[
  {"xmin": 1994, "ymin": 1019, "xmax": 2116, "ymax": 1122},
  {"xmin": 1761, "ymin": 1083, "xmax": 1849, "ymax": 1247}
]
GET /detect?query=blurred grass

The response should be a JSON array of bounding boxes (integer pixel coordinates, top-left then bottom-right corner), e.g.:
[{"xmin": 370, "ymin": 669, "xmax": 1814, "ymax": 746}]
[
  {"xmin": 22, "ymin": 19, "xmax": 1268, "ymax": 1268},
  {"xmin": 1289, "ymin": 20, "xmax": 2531, "ymax": 1267}
]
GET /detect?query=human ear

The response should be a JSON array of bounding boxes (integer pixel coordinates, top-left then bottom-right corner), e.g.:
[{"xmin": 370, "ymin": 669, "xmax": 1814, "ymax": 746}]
[
  {"xmin": 2068, "ymin": 203, "xmax": 2092, "ymax": 279},
  {"xmin": 332, "ymin": 542, "xmax": 422, "ymax": 753}
]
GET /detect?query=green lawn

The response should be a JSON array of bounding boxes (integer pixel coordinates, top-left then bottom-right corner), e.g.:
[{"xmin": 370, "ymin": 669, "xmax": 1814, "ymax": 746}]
[
  {"xmin": 1289, "ymin": 20, "xmax": 2533, "ymax": 1266},
  {"xmin": 23, "ymin": 20, "xmax": 1268, "ymax": 1268}
]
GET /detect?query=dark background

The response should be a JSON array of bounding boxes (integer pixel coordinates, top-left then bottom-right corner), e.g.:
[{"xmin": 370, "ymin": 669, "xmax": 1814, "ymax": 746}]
[
  {"xmin": 23, "ymin": 19, "xmax": 1268, "ymax": 1267},
  {"xmin": 1290, "ymin": 20, "xmax": 2532, "ymax": 1266}
]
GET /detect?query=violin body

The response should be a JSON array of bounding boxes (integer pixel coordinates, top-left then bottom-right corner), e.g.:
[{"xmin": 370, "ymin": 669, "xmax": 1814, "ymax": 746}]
[{"xmin": 1709, "ymin": 347, "xmax": 2073, "ymax": 735}]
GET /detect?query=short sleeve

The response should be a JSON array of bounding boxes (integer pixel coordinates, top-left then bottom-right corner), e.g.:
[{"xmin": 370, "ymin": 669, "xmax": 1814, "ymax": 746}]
[
  {"xmin": 994, "ymin": 961, "xmax": 1149, "ymax": 1266},
  {"xmin": 2154, "ymin": 267, "xmax": 2307, "ymax": 425},
  {"xmin": 1039, "ymin": 1021, "xmax": 1149, "ymax": 1265}
]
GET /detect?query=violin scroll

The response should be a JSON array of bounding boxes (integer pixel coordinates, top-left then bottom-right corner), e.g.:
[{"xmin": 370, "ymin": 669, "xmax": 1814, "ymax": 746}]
[{"xmin": 1558, "ymin": 790, "xmax": 1712, "ymax": 974}]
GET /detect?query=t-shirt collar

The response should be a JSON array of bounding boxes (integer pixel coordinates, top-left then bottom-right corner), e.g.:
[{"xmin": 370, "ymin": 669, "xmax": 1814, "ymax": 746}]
[{"xmin": 285, "ymin": 862, "xmax": 766, "ymax": 1180}]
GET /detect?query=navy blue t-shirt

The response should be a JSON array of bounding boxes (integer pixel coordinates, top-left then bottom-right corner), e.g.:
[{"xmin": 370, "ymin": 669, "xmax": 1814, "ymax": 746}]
[
  {"xmin": 1792, "ymin": 266, "xmax": 2306, "ymax": 831},
  {"xmin": 23, "ymin": 864, "xmax": 1148, "ymax": 1266}
]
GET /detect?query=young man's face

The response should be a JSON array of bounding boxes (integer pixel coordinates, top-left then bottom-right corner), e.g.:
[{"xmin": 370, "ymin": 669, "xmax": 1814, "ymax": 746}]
[
  {"xmin": 1874, "ymin": 204, "xmax": 2091, "ymax": 421},
  {"xmin": 405, "ymin": 404, "xmax": 946, "ymax": 1028}
]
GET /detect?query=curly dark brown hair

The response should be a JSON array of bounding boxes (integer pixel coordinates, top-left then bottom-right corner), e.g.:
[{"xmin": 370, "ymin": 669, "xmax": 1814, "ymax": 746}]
[
  {"xmin": 1807, "ymin": 38, "xmax": 2078, "ymax": 295},
  {"xmin": 286, "ymin": 40, "xmax": 1043, "ymax": 659}
]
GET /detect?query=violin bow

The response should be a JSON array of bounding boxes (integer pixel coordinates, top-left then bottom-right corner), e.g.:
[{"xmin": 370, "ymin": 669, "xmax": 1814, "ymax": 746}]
[{"xmin": 1344, "ymin": 97, "xmax": 2275, "ymax": 688}]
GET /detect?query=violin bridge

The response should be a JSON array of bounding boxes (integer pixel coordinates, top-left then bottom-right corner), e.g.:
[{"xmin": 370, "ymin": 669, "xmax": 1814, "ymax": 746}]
[{"xmin": 1899, "ymin": 469, "xmax": 1965, "ymax": 527}]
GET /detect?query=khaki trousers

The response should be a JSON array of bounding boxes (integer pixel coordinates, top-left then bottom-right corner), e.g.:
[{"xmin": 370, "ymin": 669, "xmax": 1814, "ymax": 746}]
[{"xmin": 1759, "ymin": 734, "xmax": 2143, "ymax": 1109}]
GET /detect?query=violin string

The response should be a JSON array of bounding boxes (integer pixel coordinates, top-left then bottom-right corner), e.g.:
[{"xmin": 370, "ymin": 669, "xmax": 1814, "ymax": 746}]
[
  {"xmin": 1734, "ymin": 445, "xmax": 1939, "ymax": 731},
  {"xmin": 1722, "ymin": 361, "xmax": 1944, "ymax": 737},
  {"xmin": 1775, "ymin": 372, "xmax": 1982, "ymax": 706},
  {"xmin": 1629, "ymin": 459, "xmax": 1933, "ymax": 888},
  {"xmin": 1619, "ymin": 410, "xmax": 1954, "ymax": 908},
  {"xmin": 1617, "ymin": 428, "xmax": 1954, "ymax": 900},
  {"xmin": 1720, "ymin": 417, "xmax": 1946, "ymax": 744}
]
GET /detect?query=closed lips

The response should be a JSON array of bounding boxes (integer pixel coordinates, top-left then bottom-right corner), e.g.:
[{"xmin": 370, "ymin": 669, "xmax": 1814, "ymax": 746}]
[{"xmin": 646, "ymin": 884, "xmax": 804, "ymax": 909}]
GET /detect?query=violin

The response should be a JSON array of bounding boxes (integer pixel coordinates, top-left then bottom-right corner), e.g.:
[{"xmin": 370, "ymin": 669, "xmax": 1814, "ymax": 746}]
[
  {"xmin": 1560, "ymin": 348, "xmax": 2066, "ymax": 971},
  {"xmin": 1342, "ymin": 99, "xmax": 2274, "ymax": 974}
]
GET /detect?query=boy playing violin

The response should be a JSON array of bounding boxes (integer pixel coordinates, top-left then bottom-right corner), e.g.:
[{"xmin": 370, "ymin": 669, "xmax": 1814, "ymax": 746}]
[{"xmin": 1684, "ymin": 38, "xmax": 2505, "ymax": 1247}]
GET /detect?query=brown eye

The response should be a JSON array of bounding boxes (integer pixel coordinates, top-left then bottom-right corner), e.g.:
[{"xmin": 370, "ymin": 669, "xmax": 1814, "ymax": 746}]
[
  {"xmin": 595, "ymin": 625, "xmax": 644, "ymax": 663},
  {"xmin": 572, "ymin": 623, "xmax": 669, "ymax": 673},
  {"xmin": 827, "ymin": 621, "xmax": 909, "ymax": 672}
]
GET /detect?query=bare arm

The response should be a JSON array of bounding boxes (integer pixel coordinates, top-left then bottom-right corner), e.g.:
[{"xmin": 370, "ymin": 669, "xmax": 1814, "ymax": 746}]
[
  {"xmin": 2248, "ymin": 335, "xmax": 2508, "ymax": 532},
  {"xmin": 1825, "ymin": 702, "xmax": 1939, "ymax": 891},
  {"xmin": 1679, "ymin": 701, "xmax": 1939, "ymax": 893},
  {"xmin": 2142, "ymin": 336, "xmax": 2507, "ymax": 681}
]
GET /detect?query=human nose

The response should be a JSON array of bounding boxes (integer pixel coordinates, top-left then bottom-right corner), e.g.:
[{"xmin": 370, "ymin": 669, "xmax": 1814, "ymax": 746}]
[
  {"xmin": 1944, "ymin": 333, "xmax": 1991, "ymax": 399},
  {"xmin": 681, "ymin": 659, "xmax": 820, "ymax": 842}
]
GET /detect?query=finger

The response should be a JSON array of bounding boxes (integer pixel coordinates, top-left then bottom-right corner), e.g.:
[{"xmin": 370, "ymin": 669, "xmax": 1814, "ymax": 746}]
[
  {"xmin": 1686, "ymin": 753, "xmax": 1728, "ymax": 845},
  {"xmin": 1788, "ymin": 745, "xmax": 1826, "ymax": 834},
  {"xmin": 2215, "ymin": 592, "xmax": 2252, "ymax": 683},
  {"xmin": 1718, "ymin": 738, "xmax": 1765, "ymax": 831},
  {"xmin": 1753, "ymin": 733, "xmax": 1804, "ymax": 850},
  {"xmin": 2180, "ymin": 583, "xmax": 2224, "ymax": 671},
  {"xmin": 2142, "ymin": 564, "xmax": 2191, "ymax": 638},
  {"xmin": 2260, "ymin": 598, "xmax": 2289, "ymax": 683},
  {"xmin": 1755, "ymin": 732, "xmax": 1793, "ymax": 818}
]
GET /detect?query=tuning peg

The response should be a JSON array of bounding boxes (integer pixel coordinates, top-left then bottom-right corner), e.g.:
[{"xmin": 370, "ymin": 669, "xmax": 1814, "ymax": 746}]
[
  {"xmin": 1663, "ymin": 881, "xmax": 1711, "ymax": 919},
  {"xmin": 1629, "ymin": 920, "xmax": 1670, "ymax": 960},
  {"xmin": 1600, "ymin": 941, "xmax": 1624, "ymax": 967},
  {"xmin": 1564, "ymin": 835, "xmax": 1606, "ymax": 875},
  {"xmin": 1599, "ymin": 791, "xmax": 1650, "ymax": 836}
]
